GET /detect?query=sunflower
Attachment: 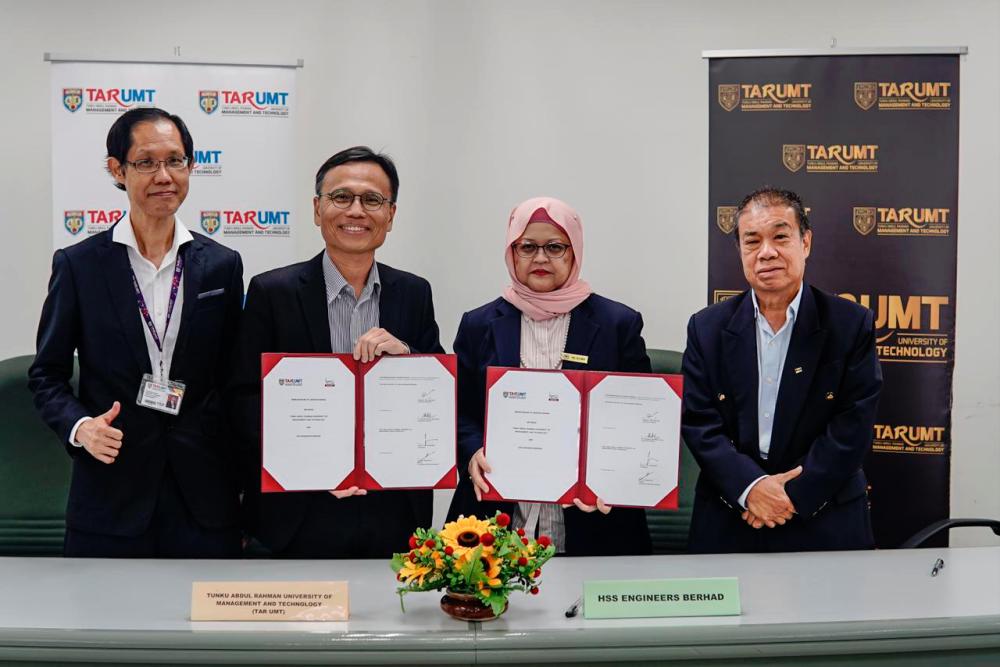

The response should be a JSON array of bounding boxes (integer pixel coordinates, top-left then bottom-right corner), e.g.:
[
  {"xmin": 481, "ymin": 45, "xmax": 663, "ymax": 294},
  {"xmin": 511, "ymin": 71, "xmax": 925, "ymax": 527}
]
[
  {"xmin": 398, "ymin": 560, "xmax": 434, "ymax": 586},
  {"xmin": 476, "ymin": 553, "xmax": 503, "ymax": 597},
  {"xmin": 439, "ymin": 515, "xmax": 492, "ymax": 553}
]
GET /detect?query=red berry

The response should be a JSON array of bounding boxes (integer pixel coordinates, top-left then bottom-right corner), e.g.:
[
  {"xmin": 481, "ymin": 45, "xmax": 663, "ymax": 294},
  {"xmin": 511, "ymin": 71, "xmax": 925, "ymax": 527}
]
[
  {"xmin": 409, "ymin": 552, "xmax": 418, "ymax": 563},
  {"xmin": 521, "ymin": 537, "xmax": 529, "ymax": 545},
  {"xmin": 517, "ymin": 556, "xmax": 528, "ymax": 566},
  {"xmin": 444, "ymin": 546, "xmax": 454, "ymax": 556},
  {"xmin": 533, "ymin": 569, "xmax": 541, "ymax": 578},
  {"xmin": 516, "ymin": 528, "xmax": 526, "ymax": 537},
  {"xmin": 397, "ymin": 574, "xmax": 403, "ymax": 581},
  {"xmin": 496, "ymin": 513, "xmax": 511, "ymax": 527},
  {"xmin": 424, "ymin": 538, "xmax": 435, "ymax": 548},
  {"xmin": 480, "ymin": 533, "xmax": 495, "ymax": 547},
  {"xmin": 408, "ymin": 535, "xmax": 418, "ymax": 549},
  {"xmin": 530, "ymin": 586, "xmax": 539, "ymax": 595},
  {"xmin": 538, "ymin": 535, "xmax": 552, "ymax": 548}
]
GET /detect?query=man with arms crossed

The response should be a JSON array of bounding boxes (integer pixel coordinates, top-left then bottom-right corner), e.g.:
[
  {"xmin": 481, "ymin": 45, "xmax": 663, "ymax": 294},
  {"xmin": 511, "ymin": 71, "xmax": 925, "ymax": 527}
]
[
  {"xmin": 682, "ymin": 188, "xmax": 882, "ymax": 553},
  {"xmin": 229, "ymin": 146, "xmax": 443, "ymax": 557}
]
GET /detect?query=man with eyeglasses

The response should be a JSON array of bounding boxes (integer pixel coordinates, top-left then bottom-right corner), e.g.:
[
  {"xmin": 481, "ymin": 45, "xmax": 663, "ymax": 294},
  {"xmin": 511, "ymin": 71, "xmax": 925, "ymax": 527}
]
[
  {"xmin": 229, "ymin": 146, "xmax": 444, "ymax": 557},
  {"xmin": 29, "ymin": 108, "xmax": 244, "ymax": 557}
]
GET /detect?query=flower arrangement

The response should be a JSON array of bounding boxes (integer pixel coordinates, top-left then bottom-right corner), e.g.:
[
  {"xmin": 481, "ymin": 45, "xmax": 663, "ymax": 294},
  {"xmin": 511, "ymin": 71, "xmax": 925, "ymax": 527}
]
[{"xmin": 390, "ymin": 512, "xmax": 555, "ymax": 617}]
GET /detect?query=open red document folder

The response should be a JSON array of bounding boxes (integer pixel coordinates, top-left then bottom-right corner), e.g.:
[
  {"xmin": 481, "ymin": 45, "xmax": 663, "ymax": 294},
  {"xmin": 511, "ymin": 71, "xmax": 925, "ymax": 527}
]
[
  {"xmin": 481, "ymin": 367, "xmax": 682, "ymax": 510},
  {"xmin": 260, "ymin": 353, "xmax": 457, "ymax": 493}
]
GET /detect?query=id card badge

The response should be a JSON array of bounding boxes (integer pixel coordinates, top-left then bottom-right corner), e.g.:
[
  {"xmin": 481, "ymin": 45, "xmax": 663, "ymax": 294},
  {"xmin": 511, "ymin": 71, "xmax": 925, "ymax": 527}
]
[{"xmin": 137, "ymin": 373, "xmax": 186, "ymax": 415}]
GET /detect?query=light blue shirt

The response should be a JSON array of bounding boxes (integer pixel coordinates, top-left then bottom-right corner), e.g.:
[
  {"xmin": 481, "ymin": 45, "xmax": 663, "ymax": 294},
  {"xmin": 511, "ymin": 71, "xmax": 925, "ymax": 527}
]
[{"xmin": 737, "ymin": 284, "xmax": 803, "ymax": 508}]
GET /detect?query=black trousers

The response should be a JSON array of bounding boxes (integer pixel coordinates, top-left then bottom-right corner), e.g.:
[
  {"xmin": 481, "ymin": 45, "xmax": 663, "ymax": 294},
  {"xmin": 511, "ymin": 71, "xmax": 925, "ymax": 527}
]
[
  {"xmin": 64, "ymin": 467, "xmax": 240, "ymax": 558},
  {"xmin": 275, "ymin": 491, "xmax": 421, "ymax": 559}
]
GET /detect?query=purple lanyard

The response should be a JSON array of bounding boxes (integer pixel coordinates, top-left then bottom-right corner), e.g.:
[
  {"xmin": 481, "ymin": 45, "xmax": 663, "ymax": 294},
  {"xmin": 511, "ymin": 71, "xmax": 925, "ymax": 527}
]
[{"xmin": 129, "ymin": 253, "xmax": 184, "ymax": 373}]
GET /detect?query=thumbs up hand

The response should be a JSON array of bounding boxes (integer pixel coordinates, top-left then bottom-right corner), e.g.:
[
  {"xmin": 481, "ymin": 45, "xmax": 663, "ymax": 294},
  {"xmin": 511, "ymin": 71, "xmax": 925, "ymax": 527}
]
[{"xmin": 76, "ymin": 401, "xmax": 124, "ymax": 464}]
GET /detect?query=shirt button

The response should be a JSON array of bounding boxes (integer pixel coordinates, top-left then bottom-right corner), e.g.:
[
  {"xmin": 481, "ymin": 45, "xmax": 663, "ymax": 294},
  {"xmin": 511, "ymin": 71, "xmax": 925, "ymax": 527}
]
[
  {"xmin": 764, "ymin": 412, "xmax": 771, "ymax": 418},
  {"xmin": 766, "ymin": 376, "xmax": 774, "ymax": 383}
]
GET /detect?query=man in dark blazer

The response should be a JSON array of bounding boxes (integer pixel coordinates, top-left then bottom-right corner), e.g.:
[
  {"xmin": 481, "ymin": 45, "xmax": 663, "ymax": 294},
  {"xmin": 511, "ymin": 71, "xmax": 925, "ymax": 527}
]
[
  {"xmin": 682, "ymin": 188, "xmax": 882, "ymax": 553},
  {"xmin": 445, "ymin": 294, "xmax": 653, "ymax": 556},
  {"xmin": 29, "ymin": 108, "xmax": 243, "ymax": 557},
  {"xmin": 229, "ymin": 147, "xmax": 443, "ymax": 558}
]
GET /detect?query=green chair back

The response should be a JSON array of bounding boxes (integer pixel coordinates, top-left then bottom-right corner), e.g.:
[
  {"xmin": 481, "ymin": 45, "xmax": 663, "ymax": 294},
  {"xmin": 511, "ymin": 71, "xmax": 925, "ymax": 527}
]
[
  {"xmin": 0, "ymin": 355, "xmax": 74, "ymax": 555},
  {"xmin": 644, "ymin": 348, "xmax": 699, "ymax": 554}
]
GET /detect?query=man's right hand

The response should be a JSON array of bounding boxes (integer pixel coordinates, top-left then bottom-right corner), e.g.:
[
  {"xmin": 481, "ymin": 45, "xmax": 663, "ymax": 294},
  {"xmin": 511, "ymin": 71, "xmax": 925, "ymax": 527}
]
[
  {"xmin": 76, "ymin": 401, "xmax": 124, "ymax": 464},
  {"xmin": 469, "ymin": 448, "xmax": 492, "ymax": 501},
  {"xmin": 745, "ymin": 465, "xmax": 802, "ymax": 527}
]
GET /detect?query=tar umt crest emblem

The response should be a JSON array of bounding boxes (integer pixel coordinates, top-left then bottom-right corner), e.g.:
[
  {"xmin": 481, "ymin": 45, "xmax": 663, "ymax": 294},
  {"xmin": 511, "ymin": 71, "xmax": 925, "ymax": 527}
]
[
  {"xmin": 782, "ymin": 144, "xmax": 806, "ymax": 172},
  {"xmin": 717, "ymin": 84, "xmax": 740, "ymax": 112},
  {"xmin": 853, "ymin": 207, "xmax": 877, "ymax": 235},
  {"xmin": 199, "ymin": 90, "xmax": 219, "ymax": 114},
  {"xmin": 854, "ymin": 82, "xmax": 878, "ymax": 111},
  {"xmin": 200, "ymin": 210, "xmax": 221, "ymax": 235}
]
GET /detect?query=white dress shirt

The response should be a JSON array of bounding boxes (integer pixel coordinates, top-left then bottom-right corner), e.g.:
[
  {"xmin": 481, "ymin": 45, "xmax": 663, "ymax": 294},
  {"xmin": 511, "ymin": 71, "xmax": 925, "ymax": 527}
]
[
  {"xmin": 69, "ymin": 217, "xmax": 193, "ymax": 445},
  {"xmin": 737, "ymin": 284, "xmax": 803, "ymax": 509}
]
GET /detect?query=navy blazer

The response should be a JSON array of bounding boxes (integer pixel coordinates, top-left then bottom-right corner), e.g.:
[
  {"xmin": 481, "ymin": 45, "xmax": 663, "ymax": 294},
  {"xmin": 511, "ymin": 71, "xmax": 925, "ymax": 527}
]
[
  {"xmin": 228, "ymin": 252, "xmax": 444, "ymax": 554},
  {"xmin": 446, "ymin": 295, "xmax": 653, "ymax": 556},
  {"xmin": 682, "ymin": 284, "xmax": 882, "ymax": 553},
  {"xmin": 28, "ymin": 225, "xmax": 244, "ymax": 537}
]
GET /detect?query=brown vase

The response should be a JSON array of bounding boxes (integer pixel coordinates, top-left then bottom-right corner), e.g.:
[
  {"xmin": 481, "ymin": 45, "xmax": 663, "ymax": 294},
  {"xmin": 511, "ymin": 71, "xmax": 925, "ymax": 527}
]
[{"xmin": 440, "ymin": 589, "xmax": 507, "ymax": 621}]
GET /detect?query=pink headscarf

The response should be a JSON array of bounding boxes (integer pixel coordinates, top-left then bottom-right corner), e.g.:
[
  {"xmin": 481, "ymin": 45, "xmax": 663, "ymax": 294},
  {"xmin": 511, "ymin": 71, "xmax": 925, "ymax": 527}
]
[{"xmin": 502, "ymin": 196, "xmax": 592, "ymax": 321}]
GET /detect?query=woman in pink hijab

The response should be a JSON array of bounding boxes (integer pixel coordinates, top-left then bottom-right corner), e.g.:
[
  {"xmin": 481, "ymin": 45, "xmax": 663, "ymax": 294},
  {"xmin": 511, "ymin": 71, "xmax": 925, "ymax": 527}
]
[{"xmin": 445, "ymin": 197, "xmax": 653, "ymax": 556}]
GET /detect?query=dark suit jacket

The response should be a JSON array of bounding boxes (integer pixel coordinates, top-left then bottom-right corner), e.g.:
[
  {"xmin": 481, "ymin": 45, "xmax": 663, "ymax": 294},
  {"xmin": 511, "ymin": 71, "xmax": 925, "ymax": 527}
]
[
  {"xmin": 228, "ymin": 252, "xmax": 444, "ymax": 554},
  {"xmin": 682, "ymin": 284, "xmax": 882, "ymax": 553},
  {"xmin": 28, "ymin": 225, "xmax": 244, "ymax": 537},
  {"xmin": 446, "ymin": 295, "xmax": 653, "ymax": 556}
]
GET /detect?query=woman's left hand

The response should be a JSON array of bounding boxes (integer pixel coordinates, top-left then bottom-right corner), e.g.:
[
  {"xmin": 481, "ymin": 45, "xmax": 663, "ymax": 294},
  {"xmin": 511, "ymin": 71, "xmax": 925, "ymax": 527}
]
[{"xmin": 565, "ymin": 497, "xmax": 612, "ymax": 514}]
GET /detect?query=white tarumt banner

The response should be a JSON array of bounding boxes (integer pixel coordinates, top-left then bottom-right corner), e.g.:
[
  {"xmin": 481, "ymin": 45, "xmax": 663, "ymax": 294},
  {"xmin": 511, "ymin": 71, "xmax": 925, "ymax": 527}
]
[{"xmin": 49, "ymin": 57, "xmax": 299, "ymax": 281}]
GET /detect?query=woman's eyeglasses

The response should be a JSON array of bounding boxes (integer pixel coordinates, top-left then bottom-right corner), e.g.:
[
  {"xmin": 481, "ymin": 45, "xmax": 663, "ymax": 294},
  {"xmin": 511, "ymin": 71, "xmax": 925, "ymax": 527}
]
[{"xmin": 511, "ymin": 241, "xmax": 571, "ymax": 259}]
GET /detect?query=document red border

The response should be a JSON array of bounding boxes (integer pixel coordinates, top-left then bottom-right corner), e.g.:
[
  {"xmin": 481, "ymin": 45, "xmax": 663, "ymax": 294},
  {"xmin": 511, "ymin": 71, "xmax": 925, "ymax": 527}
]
[{"xmin": 261, "ymin": 353, "xmax": 458, "ymax": 493}]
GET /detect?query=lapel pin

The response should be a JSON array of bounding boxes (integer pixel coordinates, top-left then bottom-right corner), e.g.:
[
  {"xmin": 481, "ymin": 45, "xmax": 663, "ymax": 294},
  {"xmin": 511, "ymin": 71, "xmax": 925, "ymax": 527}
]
[
  {"xmin": 794, "ymin": 367, "xmax": 803, "ymax": 374},
  {"xmin": 826, "ymin": 392, "xmax": 835, "ymax": 400},
  {"xmin": 718, "ymin": 393, "xmax": 726, "ymax": 401}
]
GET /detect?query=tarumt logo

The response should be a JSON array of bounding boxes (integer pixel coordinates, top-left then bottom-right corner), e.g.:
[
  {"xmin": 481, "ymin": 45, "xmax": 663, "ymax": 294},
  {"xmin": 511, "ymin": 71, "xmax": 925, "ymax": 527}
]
[
  {"xmin": 208, "ymin": 209, "xmax": 291, "ymax": 237},
  {"xmin": 192, "ymin": 149, "xmax": 223, "ymax": 177},
  {"xmin": 204, "ymin": 89, "xmax": 290, "ymax": 117},
  {"xmin": 64, "ymin": 209, "xmax": 126, "ymax": 236},
  {"xmin": 67, "ymin": 87, "xmax": 157, "ymax": 114}
]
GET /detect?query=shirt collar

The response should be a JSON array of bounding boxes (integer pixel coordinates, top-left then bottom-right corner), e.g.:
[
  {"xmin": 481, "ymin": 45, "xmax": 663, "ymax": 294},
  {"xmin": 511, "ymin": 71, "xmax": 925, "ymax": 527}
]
[
  {"xmin": 113, "ymin": 216, "xmax": 193, "ymax": 261},
  {"xmin": 751, "ymin": 283, "xmax": 803, "ymax": 331},
  {"xmin": 322, "ymin": 252, "xmax": 380, "ymax": 303}
]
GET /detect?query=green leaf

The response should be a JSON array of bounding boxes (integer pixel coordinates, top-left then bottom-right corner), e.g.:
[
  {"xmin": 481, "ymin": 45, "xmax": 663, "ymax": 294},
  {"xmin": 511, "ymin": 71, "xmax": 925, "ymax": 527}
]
[{"xmin": 488, "ymin": 596, "xmax": 507, "ymax": 616}]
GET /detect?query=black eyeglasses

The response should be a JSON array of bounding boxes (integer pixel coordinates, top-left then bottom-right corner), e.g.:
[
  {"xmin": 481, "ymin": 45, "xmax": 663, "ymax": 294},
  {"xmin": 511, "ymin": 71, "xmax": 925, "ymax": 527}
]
[
  {"xmin": 124, "ymin": 156, "xmax": 190, "ymax": 173},
  {"xmin": 511, "ymin": 241, "xmax": 571, "ymax": 259},
  {"xmin": 319, "ymin": 189, "xmax": 394, "ymax": 211}
]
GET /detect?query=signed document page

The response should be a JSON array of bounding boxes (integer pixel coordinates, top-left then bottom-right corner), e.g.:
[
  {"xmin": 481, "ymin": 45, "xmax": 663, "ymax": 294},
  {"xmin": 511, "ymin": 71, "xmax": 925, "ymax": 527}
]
[
  {"xmin": 483, "ymin": 369, "xmax": 581, "ymax": 503},
  {"xmin": 362, "ymin": 356, "xmax": 457, "ymax": 489},
  {"xmin": 584, "ymin": 375, "xmax": 680, "ymax": 508},
  {"xmin": 262, "ymin": 355, "xmax": 356, "ymax": 491}
]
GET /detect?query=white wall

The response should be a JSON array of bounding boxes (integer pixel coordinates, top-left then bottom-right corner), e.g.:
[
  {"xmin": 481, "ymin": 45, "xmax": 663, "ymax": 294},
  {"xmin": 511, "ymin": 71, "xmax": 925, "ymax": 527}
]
[{"xmin": 1, "ymin": 0, "xmax": 996, "ymax": 545}]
